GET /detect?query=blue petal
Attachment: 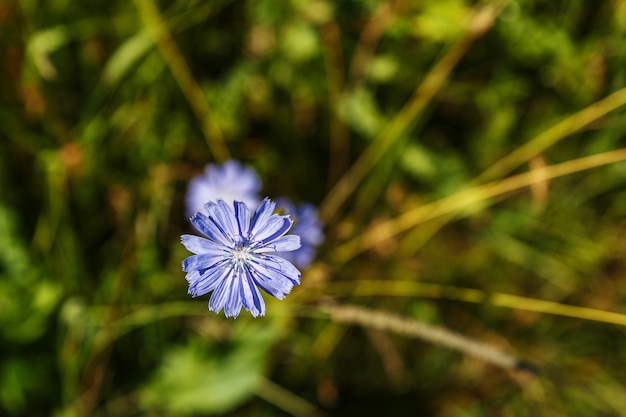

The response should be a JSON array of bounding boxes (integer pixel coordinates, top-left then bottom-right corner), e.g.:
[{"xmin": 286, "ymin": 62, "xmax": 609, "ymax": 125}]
[
  {"xmin": 255, "ymin": 235, "xmax": 301, "ymax": 253},
  {"xmin": 204, "ymin": 201, "xmax": 237, "ymax": 243},
  {"xmin": 292, "ymin": 205, "xmax": 324, "ymax": 245},
  {"xmin": 248, "ymin": 255, "xmax": 301, "ymax": 299},
  {"xmin": 276, "ymin": 245, "xmax": 315, "ymax": 269},
  {"xmin": 191, "ymin": 212, "xmax": 231, "ymax": 246},
  {"xmin": 185, "ymin": 270, "xmax": 202, "ymax": 287},
  {"xmin": 239, "ymin": 270, "xmax": 265, "ymax": 317},
  {"xmin": 254, "ymin": 216, "xmax": 293, "ymax": 245},
  {"xmin": 208, "ymin": 278, "xmax": 231, "ymax": 315},
  {"xmin": 209, "ymin": 273, "xmax": 242, "ymax": 318},
  {"xmin": 182, "ymin": 253, "xmax": 228, "ymax": 272},
  {"xmin": 187, "ymin": 265, "xmax": 231, "ymax": 297},
  {"xmin": 250, "ymin": 273, "xmax": 292, "ymax": 299},
  {"xmin": 181, "ymin": 234, "xmax": 226, "ymax": 255},
  {"xmin": 249, "ymin": 198, "xmax": 276, "ymax": 237},
  {"xmin": 259, "ymin": 254, "xmax": 302, "ymax": 284},
  {"xmin": 184, "ymin": 160, "xmax": 261, "ymax": 217},
  {"xmin": 224, "ymin": 270, "xmax": 245, "ymax": 318},
  {"xmin": 233, "ymin": 201, "xmax": 250, "ymax": 237},
  {"xmin": 212, "ymin": 200, "xmax": 239, "ymax": 240}
]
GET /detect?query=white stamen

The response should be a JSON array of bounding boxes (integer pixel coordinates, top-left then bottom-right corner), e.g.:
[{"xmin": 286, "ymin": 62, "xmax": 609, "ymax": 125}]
[{"xmin": 230, "ymin": 245, "xmax": 253, "ymax": 267}]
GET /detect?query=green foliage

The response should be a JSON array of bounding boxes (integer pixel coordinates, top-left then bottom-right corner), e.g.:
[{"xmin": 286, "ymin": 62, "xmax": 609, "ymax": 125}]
[
  {"xmin": 141, "ymin": 320, "xmax": 278, "ymax": 414},
  {"xmin": 2, "ymin": 0, "xmax": 626, "ymax": 416}
]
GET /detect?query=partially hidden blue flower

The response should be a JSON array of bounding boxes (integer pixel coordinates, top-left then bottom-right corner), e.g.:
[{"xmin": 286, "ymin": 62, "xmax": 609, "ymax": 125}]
[
  {"xmin": 276, "ymin": 199, "xmax": 323, "ymax": 269},
  {"xmin": 181, "ymin": 198, "xmax": 302, "ymax": 318},
  {"xmin": 185, "ymin": 160, "xmax": 261, "ymax": 217}
]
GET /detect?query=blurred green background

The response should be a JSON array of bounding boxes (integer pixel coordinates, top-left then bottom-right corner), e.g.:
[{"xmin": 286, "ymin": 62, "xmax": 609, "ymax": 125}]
[{"xmin": 2, "ymin": 0, "xmax": 626, "ymax": 416}]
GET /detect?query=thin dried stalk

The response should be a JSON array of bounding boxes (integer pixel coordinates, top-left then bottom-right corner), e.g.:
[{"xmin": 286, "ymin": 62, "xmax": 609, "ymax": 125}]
[{"xmin": 320, "ymin": 303, "xmax": 535, "ymax": 374}]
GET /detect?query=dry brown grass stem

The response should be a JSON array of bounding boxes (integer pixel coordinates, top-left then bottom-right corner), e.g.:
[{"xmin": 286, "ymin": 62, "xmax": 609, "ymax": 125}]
[
  {"xmin": 320, "ymin": 303, "xmax": 520, "ymax": 372},
  {"xmin": 335, "ymin": 148, "xmax": 626, "ymax": 260}
]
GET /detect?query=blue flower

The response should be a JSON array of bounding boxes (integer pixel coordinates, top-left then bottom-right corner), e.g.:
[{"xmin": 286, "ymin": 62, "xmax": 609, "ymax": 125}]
[
  {"xmin": 181, "ymin": 198, "xmax": 302, "ymax": 318},
  {"xmin": 276, "ymin": 199, "xmax": 323, "ymax": 268},
  {"xmin": 185, "ymin": 160, "xmax": 261, "ymax": 217}
]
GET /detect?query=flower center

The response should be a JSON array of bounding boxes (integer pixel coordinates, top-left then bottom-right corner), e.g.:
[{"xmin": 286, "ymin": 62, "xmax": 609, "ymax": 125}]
[{"xmin": 230, "ymin": 244, "xmax": 253, "ymax": 268}]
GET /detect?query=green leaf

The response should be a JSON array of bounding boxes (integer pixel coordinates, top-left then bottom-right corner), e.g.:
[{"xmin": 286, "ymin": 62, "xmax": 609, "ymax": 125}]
[
  {"xmin": 140, "ymin": 320, "xmax": 279, "ymax": 415},
  {"xmin": 412, "ymin": 0, "xmax": 469, "ymax": 42},
  {"xmin": 101, "ymin": 30, "xmax": 155, "ymax": 88},
  {"xmin": 340, "ymin": 87, "xmax": 386, "ymax": 139},
  {"xmin": 280, "ymin": 23, "xmax": 319, "ymax": 62}
]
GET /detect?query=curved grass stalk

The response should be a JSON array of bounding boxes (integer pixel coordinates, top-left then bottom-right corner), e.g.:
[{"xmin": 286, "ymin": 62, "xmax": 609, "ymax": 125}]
[
  {"xmin": 395, "ymin": 86, "xmax": 626, "ymax": 257},
  {"xmin": 318, "ymin": 1, "xmax": 506, "ymax": 224},
  {"xmin": 476, "ymin": 87, "xmax": 626, "ymax": 183},
  {"xmin": 254, "ymin": 376, "xmax": 323, "ymax": 417},
  {"xmin": 334, "ymin": 148, "xmax": 626, "ymax": 261},
  {"xmin": 319, "ymin": 304, "xmax": 523, "ymax": 372},
  {"xmin": 322, "ymin": 280, "xmax": 626, "ymax": 327}
]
